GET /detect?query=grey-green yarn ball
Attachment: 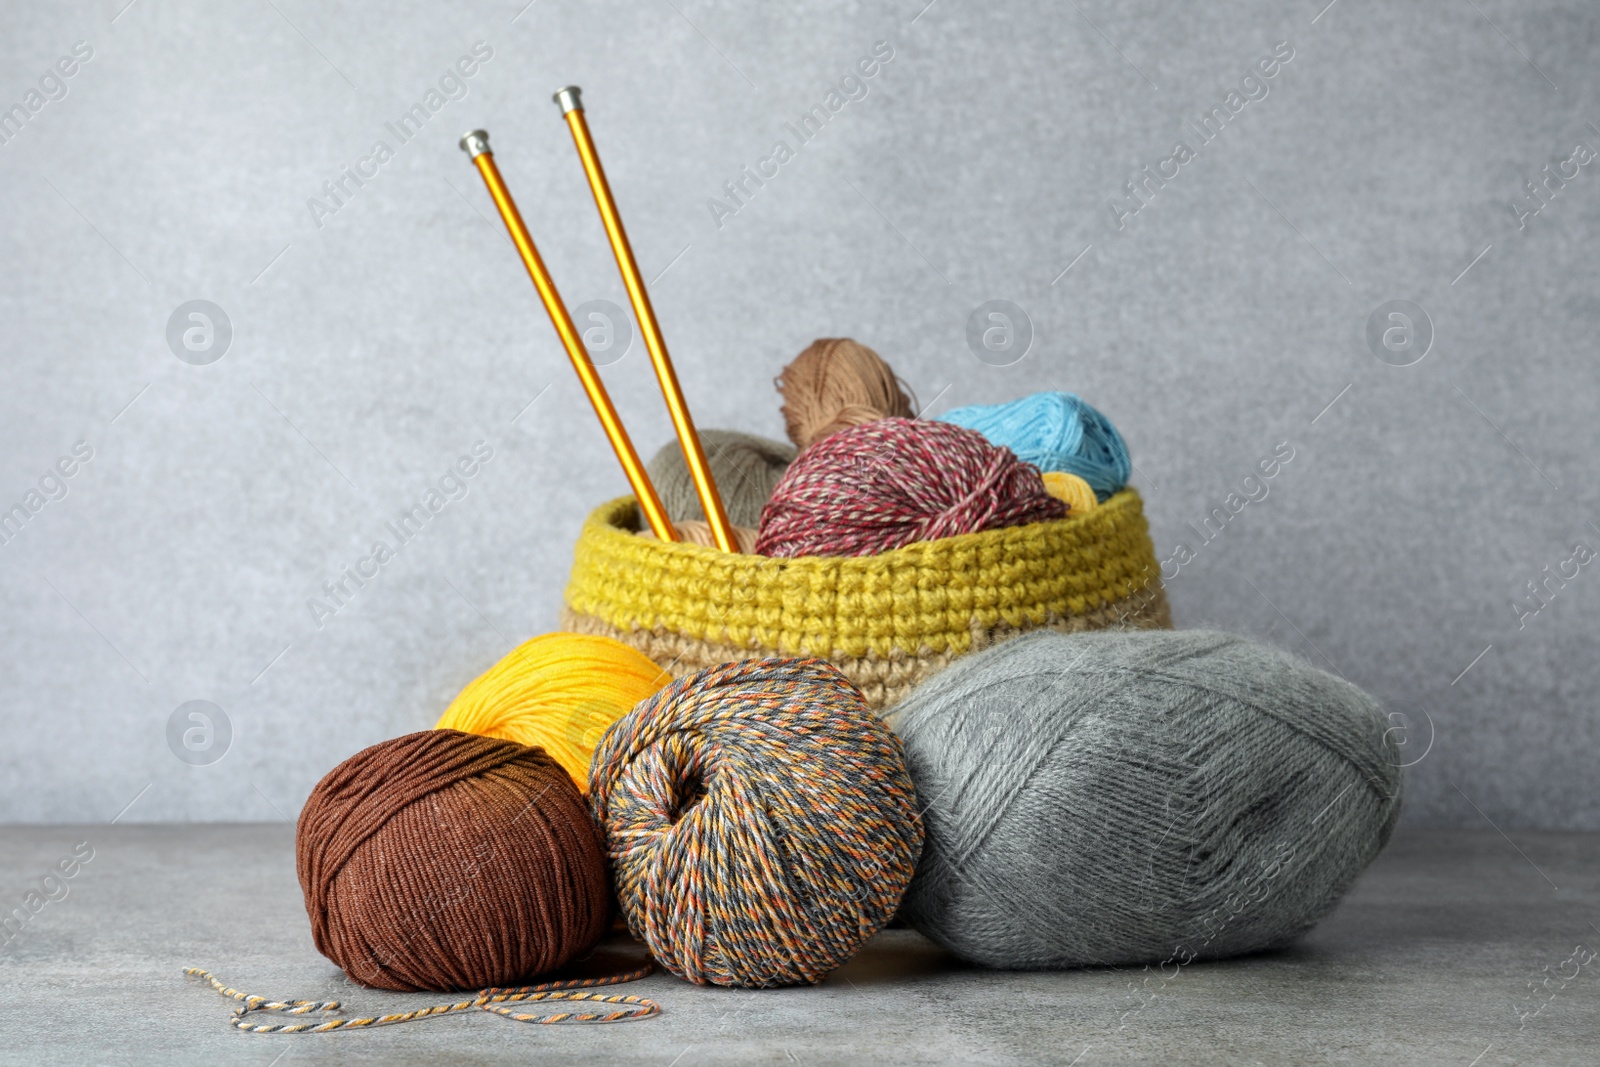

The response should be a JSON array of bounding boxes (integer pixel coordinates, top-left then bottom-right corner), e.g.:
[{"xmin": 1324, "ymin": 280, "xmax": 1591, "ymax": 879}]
[
  {"xmin": 646, "ymin": 430, "xmax": 796, "ymax": 528},
  {"xmin": 888, "ymin": 629, "xmax": 1402, "ymax": 969}
]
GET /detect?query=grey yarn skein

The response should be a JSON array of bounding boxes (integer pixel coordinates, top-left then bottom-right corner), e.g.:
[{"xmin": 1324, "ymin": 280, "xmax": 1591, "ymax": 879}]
[
  {"xmin": 646, "ymin": 430, "xmax": 797, "ymax": 528},
  {"xmin": 888, "ymin": 629, "xmax": 1403, "ymax": 969}
]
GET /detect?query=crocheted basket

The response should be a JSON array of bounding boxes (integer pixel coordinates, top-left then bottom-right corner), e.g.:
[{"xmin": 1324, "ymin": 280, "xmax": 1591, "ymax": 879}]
[{"xmin": 561, "ymin": 489, "xmax": 1171, "ymax": 709}]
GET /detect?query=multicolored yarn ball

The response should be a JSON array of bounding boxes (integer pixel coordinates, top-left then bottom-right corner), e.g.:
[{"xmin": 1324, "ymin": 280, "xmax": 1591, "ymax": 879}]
[
  {"xmin": 1041, "ymin": 470, "xmax": 1099, "ymax": 514},
  {"xmin": 434, "ymin": 633, "xmax": 672, "ymax": 789},
  {"xmin": 646, "ymin": 429, "xmax": 796, "ymax": 528},
  {"xmin": 776, "ymin": 338, "xmax": 916, "ymax": 451},
  {"xmin": 754, "ymin": 417, "xmax": 1066, "ymax": 558},
  {"xmin": 938, "ymin": 392, "xmax": 1131, "ymax": 501},
  {"xmin": 889, "ymin": 630, "xmax": 1403, "ymax": 970},
  {"xmin": 297, "ymin": 729, "xmax": 611, "ymax": 992},
  {"xmin": 587, "ymin": 658, "xmax": 924, "ymax": 988},
  {"xmin": 637, "ymin": 519, "xmax": 759, "ymax": 553}
]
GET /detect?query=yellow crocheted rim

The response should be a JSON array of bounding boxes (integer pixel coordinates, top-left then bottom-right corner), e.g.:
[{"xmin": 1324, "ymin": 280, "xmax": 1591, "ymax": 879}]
[
  {"xmin": 563, "ymin": 580, "xmax": 1171, "ymax": 710},
  {"xmin": 563, "ymin": 489, "xmax": 1164, "ymax": 661}
]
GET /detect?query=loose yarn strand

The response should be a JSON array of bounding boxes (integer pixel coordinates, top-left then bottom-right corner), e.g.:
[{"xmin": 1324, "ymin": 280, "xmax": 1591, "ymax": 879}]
[{"xmin": 185, "ymin": 964, "xmax": 661, "ymax": 1033}]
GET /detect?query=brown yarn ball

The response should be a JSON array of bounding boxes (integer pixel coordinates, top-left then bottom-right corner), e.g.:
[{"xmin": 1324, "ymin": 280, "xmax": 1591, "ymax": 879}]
[
  {"xmin": 296, "ymin": 729, "xmax": 610, "ymax": 992},
  {"xmin": 776, "ymin": 338, "xmax": 916, "ymax": 451}
]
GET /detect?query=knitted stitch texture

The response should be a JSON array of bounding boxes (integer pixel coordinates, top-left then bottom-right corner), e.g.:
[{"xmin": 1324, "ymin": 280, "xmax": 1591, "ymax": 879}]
[{"xmin": 563, "ymin": 489, "xmax": 1171, "ymax": 708}]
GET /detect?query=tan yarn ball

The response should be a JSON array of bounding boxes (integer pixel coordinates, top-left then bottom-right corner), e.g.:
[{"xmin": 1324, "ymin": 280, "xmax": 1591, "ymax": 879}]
[
  {"xmin": 776, "ymin": 338, "xmax": 916, "ymax": 451},
  {"xmin": 638, "ymin": 520, "xmax": 759, "ymax": 553}
]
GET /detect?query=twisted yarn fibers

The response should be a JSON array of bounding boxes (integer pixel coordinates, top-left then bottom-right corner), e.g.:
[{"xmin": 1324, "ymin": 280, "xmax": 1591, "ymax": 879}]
[
  {"xmin": 889, "ymin": 630, "xmax": 1403, "ymax": 969},
  {"xmin": 297, "ymin": 730, "xmax": 611, "ymax": 992},
  {"xmin": 755, "ymin": 417, "xmax": 1066, "ymax": 558},
  {"xmin": 938, "ymin": 392, "xmax": 1131, "ymax": 500},
  {"xmin": 776, "ymin": 338, "xmax": 916, "ymax": 451},
  {"xmin": 588, "ymin": 658, "xmax": 924, "ymax": 988},
  {"xmin": 184, "ymin": 963, "xmax": 661, "ymax": 1032},
  {"xmin": 646, "ymin": 429, "xmax": 796, "ymax": 528},
  {"xmin": 434, "ymin": 633, "xmax": 673, "ymax": 789}
]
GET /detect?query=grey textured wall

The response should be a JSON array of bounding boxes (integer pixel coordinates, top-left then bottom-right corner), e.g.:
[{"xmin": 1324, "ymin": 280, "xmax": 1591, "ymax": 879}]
[{"xmin": 1, "ymin": 0, "xmax": 1595, "ymax": 829}]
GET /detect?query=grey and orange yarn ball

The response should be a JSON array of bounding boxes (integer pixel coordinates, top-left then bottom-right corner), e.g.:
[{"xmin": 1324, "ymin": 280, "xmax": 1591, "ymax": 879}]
[
  {"xmin": 296, "ymin": 729, "xmax": 611, "ymax": 992},
  {"xmin": 587, "ymin": 658, "xmax": 924, "ymax": 988},
  {"xmin": 889, "ymin": 629, "xmax": 1403, "ymax": 970}
]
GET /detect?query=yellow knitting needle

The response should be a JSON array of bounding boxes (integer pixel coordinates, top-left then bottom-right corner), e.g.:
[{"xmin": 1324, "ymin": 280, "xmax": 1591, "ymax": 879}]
[
  {"xmin": 459, "ymin": 129, "xmax": 677, "ymax": 542},
  {"xmin": 552, "ymin": 87, "xmax": 738, "ymax": 554}
]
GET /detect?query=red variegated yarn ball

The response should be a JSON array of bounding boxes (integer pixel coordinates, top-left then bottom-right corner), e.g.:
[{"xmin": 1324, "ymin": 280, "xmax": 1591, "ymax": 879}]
[{"xmin": 754, "ymin": 417, "xmax": 1066, "ymax": 557}]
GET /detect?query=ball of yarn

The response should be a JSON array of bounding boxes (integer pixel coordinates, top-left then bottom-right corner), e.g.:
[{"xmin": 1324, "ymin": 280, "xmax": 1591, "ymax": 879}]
[
  {"xmin": 587, "ymin": 658, "xmax": 924, "ymax": 988},
  {"xmin": 938, "ymin": 392, "xmax": 1131, "ymax": 500},
  {"xmin": 297, "ymin": 729, "xmax": 610, "ymax": 991},
  {"xmin": 889, "ymin": 630, "xmax": 1403, "ymax": 970},
  {"xmin": 637, "ymin": 519, "xmax": 759, "ymax": 553},
  {"xmin": 776, "ymin": 338, "xmax": 915, "ymax": 451},
  {"xmin": 1041, "ymin": 470, "xmax": 1098, "ymax": 514},
  {"xmin": 434, "ymin": 633, "xmax": 672, "ymax": 789},
  {"xmin": 755, "ymin": 417, "xmax": 1066, "ymax": 558},
  {"xmin": 646, "ymin": 429, "xmax": 796, "ymax": 528}
]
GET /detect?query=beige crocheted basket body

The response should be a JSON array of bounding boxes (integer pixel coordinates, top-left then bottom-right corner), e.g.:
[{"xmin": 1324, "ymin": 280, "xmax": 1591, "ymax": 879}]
[{"xmin": 561, "ymin": 490, "xmax": 1171, "ymax": 709}]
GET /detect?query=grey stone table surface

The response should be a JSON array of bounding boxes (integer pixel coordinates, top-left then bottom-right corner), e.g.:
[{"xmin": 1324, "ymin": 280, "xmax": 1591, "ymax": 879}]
[{"xmin": 0, "ymin": 826, "xmax": 1595, "ymax": 1066}]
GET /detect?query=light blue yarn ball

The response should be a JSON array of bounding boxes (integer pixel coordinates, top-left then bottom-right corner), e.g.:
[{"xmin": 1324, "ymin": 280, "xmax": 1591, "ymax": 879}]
[{"xmin": 937, "ymin": 392, "xmax": 1131, "ymax": 500}]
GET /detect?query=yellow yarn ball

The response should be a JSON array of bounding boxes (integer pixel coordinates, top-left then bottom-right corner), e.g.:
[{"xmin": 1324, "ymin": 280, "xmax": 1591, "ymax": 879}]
[
  {"xmin": 1041, "ymin": 471, "xmax": 1099, "ymax": 515},
  {"xmin": 435, "ymin": 633, "xmax": 672, "ymax": 789}
]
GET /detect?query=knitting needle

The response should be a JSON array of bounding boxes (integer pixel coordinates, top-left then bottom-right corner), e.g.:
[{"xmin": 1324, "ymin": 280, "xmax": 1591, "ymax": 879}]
[
  {"xmin": 458, "ymin": 129, "xmax": 678, "ymax": 542},
  {"xmin": 552, "ymin": 87, "xmax": 738, "ymax": 554}
]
